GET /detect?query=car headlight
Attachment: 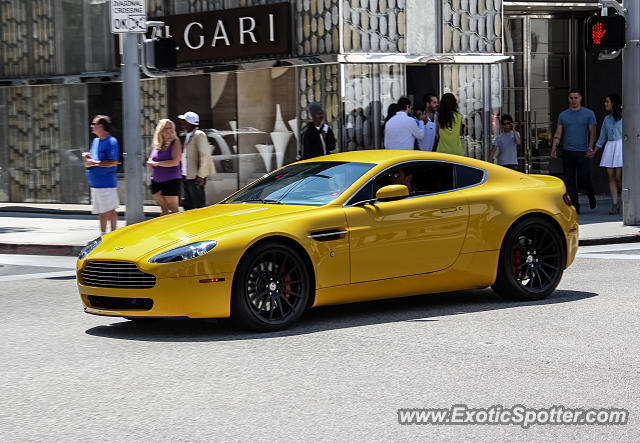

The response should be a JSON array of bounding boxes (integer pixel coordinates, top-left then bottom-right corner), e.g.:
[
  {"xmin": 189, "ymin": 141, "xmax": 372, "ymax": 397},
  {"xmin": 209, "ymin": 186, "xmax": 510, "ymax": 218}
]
[
  {"xmin": 149, "ymin": 240, "xmax": 217, "ymax": 264},
  {"xmin": 78, "ymin": 237, "xmax": 102, "ymax": 260}
]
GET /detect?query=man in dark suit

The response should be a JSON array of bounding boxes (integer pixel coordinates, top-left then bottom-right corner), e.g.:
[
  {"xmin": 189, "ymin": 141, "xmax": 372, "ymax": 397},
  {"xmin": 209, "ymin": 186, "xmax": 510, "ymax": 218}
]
[{"xmin": 301, "ymin": 102, "xmax": 336, "ymax": 159}]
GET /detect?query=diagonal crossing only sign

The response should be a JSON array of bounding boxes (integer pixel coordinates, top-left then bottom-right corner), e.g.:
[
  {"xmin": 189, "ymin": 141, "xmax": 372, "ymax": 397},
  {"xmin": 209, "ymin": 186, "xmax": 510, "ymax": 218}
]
[{"xmin": 111, "ymin": 0, "xmax": 147, "ymax": 33}]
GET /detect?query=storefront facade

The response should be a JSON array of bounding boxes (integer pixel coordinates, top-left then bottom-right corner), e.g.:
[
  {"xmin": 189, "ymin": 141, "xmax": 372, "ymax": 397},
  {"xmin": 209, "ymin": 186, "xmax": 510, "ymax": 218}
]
[{"xmin": 0, "ymin": 0, "xmax": 615, "ymax": 204}]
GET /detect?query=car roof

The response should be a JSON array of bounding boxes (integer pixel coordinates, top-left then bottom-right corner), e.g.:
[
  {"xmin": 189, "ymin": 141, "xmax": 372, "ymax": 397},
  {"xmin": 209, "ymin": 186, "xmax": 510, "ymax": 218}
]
[{"xmin": 303, "ymin": 149, "xmax": 492, "ymax": 169}]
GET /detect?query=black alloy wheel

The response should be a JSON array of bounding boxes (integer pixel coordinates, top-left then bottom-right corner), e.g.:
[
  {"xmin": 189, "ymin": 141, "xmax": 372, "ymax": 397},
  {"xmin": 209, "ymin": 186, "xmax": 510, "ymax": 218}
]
[
  {"xmin": 232, "ymin": 242, "xmax": 311, "ymax": 331},
  {"xmin": 492, "ymin": 218, "xmax": 566, "ymax": 301}
]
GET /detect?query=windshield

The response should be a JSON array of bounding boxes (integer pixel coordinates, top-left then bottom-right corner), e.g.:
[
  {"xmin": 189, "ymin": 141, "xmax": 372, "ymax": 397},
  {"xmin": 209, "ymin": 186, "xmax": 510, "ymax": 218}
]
[{"xmin": 225, "ymin": 161, "xmax": 375, "ymax": 206}]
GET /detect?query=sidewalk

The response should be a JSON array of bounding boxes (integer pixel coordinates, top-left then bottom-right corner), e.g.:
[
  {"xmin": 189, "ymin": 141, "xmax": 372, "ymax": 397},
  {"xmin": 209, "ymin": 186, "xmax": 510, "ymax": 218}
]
[
  {"xmin": 0, "ymin": 195, "xmax": 638, "ymax": 256},
  {"xmin": 0, "ymin": 203, "xmax": 160, "ymax": 256}
]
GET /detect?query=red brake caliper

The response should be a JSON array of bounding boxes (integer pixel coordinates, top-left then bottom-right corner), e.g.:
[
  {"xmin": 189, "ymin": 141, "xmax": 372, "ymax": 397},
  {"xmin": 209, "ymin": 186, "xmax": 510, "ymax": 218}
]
[
  {"xmin": 511, "ymin": 241, "xmax": 522, "ymax": 279},
  {"xmin": 283, "ymin": 270, "xmax": 292, "ymax": 300}
]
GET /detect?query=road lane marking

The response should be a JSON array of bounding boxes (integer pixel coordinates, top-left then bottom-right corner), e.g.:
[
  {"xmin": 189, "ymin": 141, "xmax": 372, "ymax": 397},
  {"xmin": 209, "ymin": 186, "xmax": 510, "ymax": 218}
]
[
  {"xmin": 575, "ymin": 253, "xmax": 640, "ymax": 260},
  {"xmin": 579, "ymin": 243, "xmax": 640, "ymax": 253},
  {"xmin": 0, "ymin": 254, "xmax": 77, "ymax": 268},
  {"xmin": 0, "ymin": 270, "xmax": 76, "ymax": 281},
  {"xmin": 576, "ymin": 244, "xmax": 640, "ymax": 260}
]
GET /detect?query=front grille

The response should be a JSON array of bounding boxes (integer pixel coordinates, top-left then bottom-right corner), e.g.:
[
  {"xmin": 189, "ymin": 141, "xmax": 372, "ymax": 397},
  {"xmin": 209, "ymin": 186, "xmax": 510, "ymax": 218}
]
[
  {"xmin": 88, "ymin": 295, "xmax": 153, "ymax": 310},
  {"xmin": 81, "ymin": 261, "xmax": 156, "ymax": 289}
]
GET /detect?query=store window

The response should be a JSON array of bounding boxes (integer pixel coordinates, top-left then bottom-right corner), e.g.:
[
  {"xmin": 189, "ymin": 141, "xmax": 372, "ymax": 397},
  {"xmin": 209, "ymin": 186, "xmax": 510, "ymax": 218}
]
[
  {"xmin": 0, "ymin": 0, "xmax": 113, "ymax": 78},
  {"xmin": 0, "ymin": 84, "xmax": 88, "ymax": 203},
  {"xmin": 442, "ymin": 63, "xmax": 501, "ymax": 159},
  {"xmin": 166, "ymin": 68, "xmax": 298, "ymax": 204},
  {"xmin": 343, "ymin": 63, "xmax": 405, "ymax": 151}
]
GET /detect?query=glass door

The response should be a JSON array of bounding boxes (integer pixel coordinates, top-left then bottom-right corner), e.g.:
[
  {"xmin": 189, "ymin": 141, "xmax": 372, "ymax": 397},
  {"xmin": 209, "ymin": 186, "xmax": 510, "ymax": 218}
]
[{"xmin": 502, "ymin": 15, "xmax": 574, "ymax": 174}]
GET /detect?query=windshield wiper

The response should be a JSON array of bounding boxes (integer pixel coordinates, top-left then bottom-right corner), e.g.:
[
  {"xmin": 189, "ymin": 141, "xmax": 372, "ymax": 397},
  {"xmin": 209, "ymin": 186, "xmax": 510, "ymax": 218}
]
[
  {"xmin": 245, "ymin": 199, "xmax": 282, "ymax": 204},
  {"xmin": 309, "ymin": 174, "xmax": 331, "ymax": 179}
]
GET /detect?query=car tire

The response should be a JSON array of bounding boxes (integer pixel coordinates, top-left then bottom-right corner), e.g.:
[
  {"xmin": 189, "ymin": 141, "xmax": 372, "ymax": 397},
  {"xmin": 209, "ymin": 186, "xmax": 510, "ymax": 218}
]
[
  {"xmin": 492, "ymin": 217, "xmax": 566, "ymax": 301},
  {"xmin": 231, "ymin": 242, "xmax": 311, "ymax": 332}
]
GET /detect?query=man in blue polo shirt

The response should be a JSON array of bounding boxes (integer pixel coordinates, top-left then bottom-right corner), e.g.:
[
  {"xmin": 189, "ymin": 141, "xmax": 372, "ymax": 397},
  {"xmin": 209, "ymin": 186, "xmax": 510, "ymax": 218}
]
[
  {"xmin": 551, "ymin": 89, "xmax": 597, "ymax": 214},
  {"xmin": 82, "ymin": 115, "xmax": 119, "ymax": 235}
]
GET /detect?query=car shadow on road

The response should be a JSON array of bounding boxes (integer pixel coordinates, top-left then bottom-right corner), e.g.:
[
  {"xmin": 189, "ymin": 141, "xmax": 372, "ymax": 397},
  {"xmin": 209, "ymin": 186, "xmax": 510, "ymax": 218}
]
[{"xmin": 85, "ymin": 288, "xmax": 597, "ymax": 342}]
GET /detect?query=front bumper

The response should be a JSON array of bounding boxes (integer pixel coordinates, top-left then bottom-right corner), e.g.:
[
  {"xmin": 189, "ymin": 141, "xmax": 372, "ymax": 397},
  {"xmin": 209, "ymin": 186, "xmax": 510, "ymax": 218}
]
[{"xmin": 78, "ymin": 273, "xmax": 232, "ymax": 318}]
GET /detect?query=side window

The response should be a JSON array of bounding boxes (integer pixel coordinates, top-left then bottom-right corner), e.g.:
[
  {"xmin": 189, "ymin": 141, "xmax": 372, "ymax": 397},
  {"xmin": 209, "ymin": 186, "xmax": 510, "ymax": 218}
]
[
  {"xmin": 409, "ymin": 162, "xmax": 455, "ymax": 195},
  {"xmin": 455, "ymin": 165, "xmax": 485, "ymax": 188},
  {"xmin": 347, "ymin": 161, "xmax": 481, "ymax": 205},
  {"xmin": 348, "ymin": 181, "xmax": 376, "ymax": 205},
  {"xmin": 347, "ymin": 166, "xmax": 411, "ymax": 204}
]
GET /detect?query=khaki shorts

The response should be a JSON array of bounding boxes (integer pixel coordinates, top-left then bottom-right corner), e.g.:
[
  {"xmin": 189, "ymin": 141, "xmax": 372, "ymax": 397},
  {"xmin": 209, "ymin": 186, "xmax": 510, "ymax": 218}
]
[{"xmin": 91, "ymin": 187, "xmax": 120, "ymax": 214}]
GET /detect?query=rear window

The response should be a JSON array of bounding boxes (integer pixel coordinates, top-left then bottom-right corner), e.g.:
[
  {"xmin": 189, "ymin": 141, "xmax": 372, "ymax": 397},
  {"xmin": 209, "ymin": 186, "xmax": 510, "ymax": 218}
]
[{"xmin": 455, "ymin": 165, "xmax": 485, "ymax": 188}]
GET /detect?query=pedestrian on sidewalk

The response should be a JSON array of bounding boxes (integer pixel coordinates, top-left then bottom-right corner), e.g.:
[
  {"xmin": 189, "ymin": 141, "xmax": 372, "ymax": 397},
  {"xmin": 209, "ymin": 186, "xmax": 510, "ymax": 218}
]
[
  {"xmin": 82, "ymin": 115, "xmax": 119, "ymax": 236},
  {"xmin": 489, "ymin": 114, "xmax": 521, "ymax": 170},
  {"xmin": 384, "ymin": 97, "xmax": 424, "ymax": 150},
  {"xmin": 147, "ymin": 119, "xmax": 182, "ymax": 215},
  {"xmin": 416, "ymin": 93, "xmax": 439, "ymax": 152},
  {"xmin": 178, "ymin": 111, "xmax": 214, "ymax": 210},
  {"xmin": 382, "ymin": 102, "xmax": 400, "ymax": 138},
  {"xmin": 551, "ymin": 89, "xmax": 597, "ymax": 214},
  {"xmin": 301, "ymin": 102, "xmax": 336, "ymax": 159},
  {"xmin": 413, "ymin": 104, "xmax": 427, "ymax": 149},
  {"xmin": 436, "ymin": 93, "xmax": 465, "ymax": 156},
  {"xmin": 594, "ymin": 93, "xmax": 623, "ymax": 215}
]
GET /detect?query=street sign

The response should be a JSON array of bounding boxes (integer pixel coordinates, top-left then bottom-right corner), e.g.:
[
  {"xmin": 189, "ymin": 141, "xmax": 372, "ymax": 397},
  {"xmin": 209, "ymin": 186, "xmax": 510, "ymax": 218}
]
[
  {"xmin": 110, "ymin": 0, "xmax": 147, "ymax": 33},
  {"xmin": 586, "ymin": 15, "xmax": 626, "ymax": 51}
]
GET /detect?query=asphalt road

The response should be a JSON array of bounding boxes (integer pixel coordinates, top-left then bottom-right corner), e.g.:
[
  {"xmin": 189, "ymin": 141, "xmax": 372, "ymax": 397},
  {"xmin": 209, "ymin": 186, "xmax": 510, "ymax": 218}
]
[{"xmin": 0, "ymin": 246, "xmax": 639, "ymax": 442}]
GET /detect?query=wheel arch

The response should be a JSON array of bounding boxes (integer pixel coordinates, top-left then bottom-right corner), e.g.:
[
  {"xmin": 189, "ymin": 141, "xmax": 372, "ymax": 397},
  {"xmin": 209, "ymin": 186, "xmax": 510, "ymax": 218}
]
[
  {"xmin": 231, "ymin": 235, "xmax": 317, "ymax": 309},
  {"xmin": 501, "ymin": 212, "xmax": 568, "ymax": 269}
]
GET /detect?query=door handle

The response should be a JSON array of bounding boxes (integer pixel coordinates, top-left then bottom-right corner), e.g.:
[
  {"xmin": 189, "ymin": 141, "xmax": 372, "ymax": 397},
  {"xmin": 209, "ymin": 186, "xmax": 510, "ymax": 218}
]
[{"xmin": 439, "ymin": 207, "xmax": 458, "ymax": 213}]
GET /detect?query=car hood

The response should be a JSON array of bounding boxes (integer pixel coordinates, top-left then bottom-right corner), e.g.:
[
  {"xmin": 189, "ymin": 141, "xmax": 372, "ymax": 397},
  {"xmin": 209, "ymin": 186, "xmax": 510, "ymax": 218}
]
[{"xmin": 87, "ymin": 203, "xmax": 317, "ymax": 261}]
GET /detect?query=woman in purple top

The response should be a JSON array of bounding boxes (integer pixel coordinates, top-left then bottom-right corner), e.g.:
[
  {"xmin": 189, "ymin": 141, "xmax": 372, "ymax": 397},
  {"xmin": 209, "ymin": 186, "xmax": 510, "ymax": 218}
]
[{"xmin": 147, "ymin": 119, "xmax": 183, "ymax": 215}]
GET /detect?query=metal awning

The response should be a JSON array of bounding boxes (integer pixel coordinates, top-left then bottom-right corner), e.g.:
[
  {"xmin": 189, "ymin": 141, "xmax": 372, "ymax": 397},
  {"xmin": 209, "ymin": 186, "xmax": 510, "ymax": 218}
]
[
  {"xmin": 338, "ymin": 53, "xmax": 514, "ymax": 65},
  {"xmin": 504, "ymin": 1, "xmax": 606, "ymax": 11}
]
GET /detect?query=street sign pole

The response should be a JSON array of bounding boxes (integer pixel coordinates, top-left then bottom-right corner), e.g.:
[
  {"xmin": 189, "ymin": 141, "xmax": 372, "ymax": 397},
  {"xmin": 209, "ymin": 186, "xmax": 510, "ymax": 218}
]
[
  {"xmin": 122, "ymin": 32, "xmax": 144, "ymax": 226},
  {"xmin": 110, "ymin": 0, "xmax": 146, "ymax": 225},
  {"xmin": 622, "ymin": 0, "xmax": 640, "ymax": 225}
]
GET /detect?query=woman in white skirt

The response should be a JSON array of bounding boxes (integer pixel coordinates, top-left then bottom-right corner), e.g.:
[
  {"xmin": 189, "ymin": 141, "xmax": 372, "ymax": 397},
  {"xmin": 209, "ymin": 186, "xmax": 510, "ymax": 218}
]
[{"xmin": 595, "ymin": 93, "xmax": 623, "ymax": 214}]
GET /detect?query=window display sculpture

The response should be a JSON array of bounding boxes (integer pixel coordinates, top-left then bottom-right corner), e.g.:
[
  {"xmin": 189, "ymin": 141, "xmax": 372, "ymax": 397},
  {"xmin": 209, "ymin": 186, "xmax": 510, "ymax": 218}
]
[{"xmin": 270, "ymin": 103, "xmax": 292, "ymax": 170}]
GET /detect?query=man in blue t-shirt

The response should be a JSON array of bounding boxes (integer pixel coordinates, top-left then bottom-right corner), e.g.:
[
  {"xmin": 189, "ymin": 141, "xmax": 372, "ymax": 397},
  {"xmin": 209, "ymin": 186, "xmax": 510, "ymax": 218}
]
[
  {"xmin": 490, "ymin": 114, "xmax": 521, "ymax": 170},
  {"xmin": 82, "ymin": 115, "xmax": 119, "ymax": 235},
  {"xmin": 551, "ymin": 89, "xmax": 597, "ymax": 214}
]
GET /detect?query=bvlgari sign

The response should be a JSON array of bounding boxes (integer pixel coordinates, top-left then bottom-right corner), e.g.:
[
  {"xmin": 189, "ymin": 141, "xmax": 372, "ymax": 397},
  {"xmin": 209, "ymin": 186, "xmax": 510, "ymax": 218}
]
[{"xmin": 151, "ymin": 2, "xmax": 291, "ymax": 63}]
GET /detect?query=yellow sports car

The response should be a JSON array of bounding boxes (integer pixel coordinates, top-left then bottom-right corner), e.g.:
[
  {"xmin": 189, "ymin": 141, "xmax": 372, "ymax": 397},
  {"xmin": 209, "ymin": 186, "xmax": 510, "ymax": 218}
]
[{"xmin": 77, "ymin": 150, "xmax": 578, "ymax": 331}]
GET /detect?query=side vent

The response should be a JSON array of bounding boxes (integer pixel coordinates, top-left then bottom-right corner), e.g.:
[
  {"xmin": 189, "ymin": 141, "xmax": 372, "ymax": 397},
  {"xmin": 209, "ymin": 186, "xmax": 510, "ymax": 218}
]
[{"xmin": 308, "ymin": 229, "xmax": 348, "ymax": 242}]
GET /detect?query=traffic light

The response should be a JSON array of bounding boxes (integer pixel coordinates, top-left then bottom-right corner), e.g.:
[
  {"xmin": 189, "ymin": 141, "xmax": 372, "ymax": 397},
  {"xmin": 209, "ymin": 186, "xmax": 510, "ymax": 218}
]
[
  {"xmin": 154, "ymin": 37, "xmax": 177, "ymax": 69},
  {"xmin": 586, "ymin": 15, "xmax": 626, "ymax": 51},
  {"xmin": 152, "ymin": 37, "xmax": 178, "ymax": 70}
]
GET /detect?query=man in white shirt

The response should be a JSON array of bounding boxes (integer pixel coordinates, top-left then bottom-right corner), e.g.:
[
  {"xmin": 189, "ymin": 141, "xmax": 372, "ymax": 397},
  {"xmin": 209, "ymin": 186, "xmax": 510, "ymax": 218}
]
[{"xmin": 384, "ymin": 97, "xmax": 424, "ymax": 150}]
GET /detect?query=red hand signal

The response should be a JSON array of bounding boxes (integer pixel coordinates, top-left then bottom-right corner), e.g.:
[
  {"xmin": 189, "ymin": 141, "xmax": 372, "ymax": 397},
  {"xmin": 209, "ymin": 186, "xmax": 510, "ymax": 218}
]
[{"xmin": 592, "ymin": 21, "xmax": 606, "ymax": 45}]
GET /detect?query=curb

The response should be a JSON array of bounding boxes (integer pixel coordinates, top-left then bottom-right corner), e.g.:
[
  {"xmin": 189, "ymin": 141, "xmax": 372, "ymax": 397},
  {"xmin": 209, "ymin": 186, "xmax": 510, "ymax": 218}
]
[
  {"xmin": 0, "ymin": 207, "xmax": 160, "ymax": 217},
  {"xmin": 0, "ymin": 243, "xmax": 84, "ymax": 256},
  {"xmin": 0, "ymin": 206, "xmax": 94, "ymax": 216},
  {"xmin": 578, "ymin": 234, "xmax": 640, "ymax": 246}
]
